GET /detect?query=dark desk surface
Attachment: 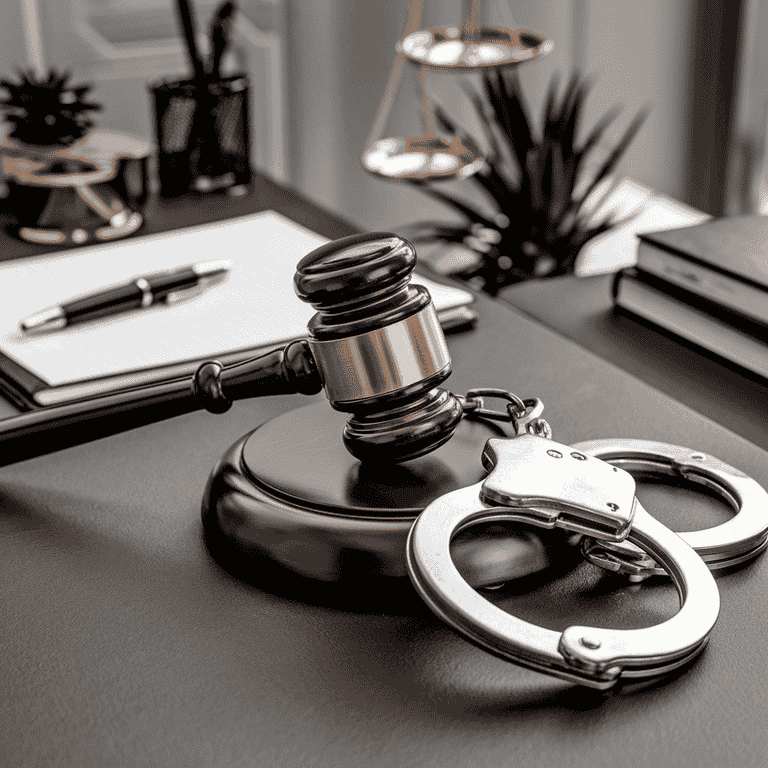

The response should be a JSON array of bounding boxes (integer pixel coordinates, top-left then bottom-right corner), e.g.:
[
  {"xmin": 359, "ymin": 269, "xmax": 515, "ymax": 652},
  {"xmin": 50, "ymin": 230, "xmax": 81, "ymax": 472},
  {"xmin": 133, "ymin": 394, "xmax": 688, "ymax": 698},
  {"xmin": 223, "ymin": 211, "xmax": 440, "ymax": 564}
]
[
  {"xmin": 502, "ymin": 273, "xmax": 768, "ymax": 454},
  {"xmin": 2, "ymin": 186, "xmax": 768, "ymax": 767}
]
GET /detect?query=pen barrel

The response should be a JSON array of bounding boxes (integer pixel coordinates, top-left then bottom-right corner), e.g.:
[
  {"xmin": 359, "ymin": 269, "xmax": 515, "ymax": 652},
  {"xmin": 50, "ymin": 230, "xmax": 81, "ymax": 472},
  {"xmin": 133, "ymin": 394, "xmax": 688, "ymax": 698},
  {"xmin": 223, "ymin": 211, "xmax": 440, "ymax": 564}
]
[
  {"xmin": 65, "ymin": 284, "xmax": 145, "ymax": 324},
  {"xmin": 62, "ymin": 269, "xmax": 200, "ymax": 326},
  {"xmin": 176, "ymin": 0, "xmax": 205, "ymax": 81},
  {"xmin": 147, "ymin": 268, "xmax": 199, "ymax": 302}
]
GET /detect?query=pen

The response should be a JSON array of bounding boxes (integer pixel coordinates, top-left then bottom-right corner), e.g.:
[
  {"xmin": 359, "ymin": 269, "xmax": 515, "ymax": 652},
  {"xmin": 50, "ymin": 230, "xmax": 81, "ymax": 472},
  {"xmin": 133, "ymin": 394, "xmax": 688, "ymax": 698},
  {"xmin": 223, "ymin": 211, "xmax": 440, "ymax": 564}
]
[
  {"xmin": 175, "ymin": 0, "xmax": 206, "ymax": 83},
  {"xmin": 209, "ymin": 1, "xmax": 237, "ymax": 80},
  {"xmin": 20, "ymin": 260, "xmax": 231, "ymax": 334}
]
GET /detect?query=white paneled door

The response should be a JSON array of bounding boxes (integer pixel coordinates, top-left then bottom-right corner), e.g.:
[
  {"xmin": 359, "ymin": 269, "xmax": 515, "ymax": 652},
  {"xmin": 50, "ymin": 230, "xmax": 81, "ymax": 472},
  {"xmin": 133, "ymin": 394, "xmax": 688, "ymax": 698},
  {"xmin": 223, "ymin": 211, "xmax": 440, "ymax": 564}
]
[{"xmin": 7, "ymin": 0, "xmax": 287, "ymax": 182}]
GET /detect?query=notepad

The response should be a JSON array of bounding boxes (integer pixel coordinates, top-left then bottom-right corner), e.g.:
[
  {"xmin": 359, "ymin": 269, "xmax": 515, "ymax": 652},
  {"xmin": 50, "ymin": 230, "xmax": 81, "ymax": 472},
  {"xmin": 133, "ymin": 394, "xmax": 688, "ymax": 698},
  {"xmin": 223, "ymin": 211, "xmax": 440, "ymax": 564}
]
[{"xmin": 0, "ymin": 211, "xmax": 475, "ymax": 406}]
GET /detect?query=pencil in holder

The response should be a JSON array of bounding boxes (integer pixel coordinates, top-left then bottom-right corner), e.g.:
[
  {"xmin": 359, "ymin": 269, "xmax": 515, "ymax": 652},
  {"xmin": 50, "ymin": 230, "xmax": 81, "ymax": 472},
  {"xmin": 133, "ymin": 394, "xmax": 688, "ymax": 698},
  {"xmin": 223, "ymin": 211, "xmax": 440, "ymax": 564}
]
[{"xmin": 150, "ymin": 74, "xmax": 251, "ymax": 197}]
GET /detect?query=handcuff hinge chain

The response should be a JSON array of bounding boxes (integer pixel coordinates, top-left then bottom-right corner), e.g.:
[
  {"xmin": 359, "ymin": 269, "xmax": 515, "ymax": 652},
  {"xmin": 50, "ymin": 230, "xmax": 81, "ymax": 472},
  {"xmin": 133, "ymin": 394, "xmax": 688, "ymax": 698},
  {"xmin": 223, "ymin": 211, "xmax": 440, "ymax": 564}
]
[{"xmin": 460, "ymin": 388, "xmax": 553, "ymax": 439}]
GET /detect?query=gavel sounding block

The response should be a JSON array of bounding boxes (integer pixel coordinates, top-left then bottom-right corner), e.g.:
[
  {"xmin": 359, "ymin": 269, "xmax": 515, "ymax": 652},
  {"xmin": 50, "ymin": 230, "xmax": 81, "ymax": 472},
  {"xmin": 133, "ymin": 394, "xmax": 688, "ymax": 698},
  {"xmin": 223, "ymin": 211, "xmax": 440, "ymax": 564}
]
[{"xmin": 201, "ymin": 402, "xmax": 573, "ymax": 589}]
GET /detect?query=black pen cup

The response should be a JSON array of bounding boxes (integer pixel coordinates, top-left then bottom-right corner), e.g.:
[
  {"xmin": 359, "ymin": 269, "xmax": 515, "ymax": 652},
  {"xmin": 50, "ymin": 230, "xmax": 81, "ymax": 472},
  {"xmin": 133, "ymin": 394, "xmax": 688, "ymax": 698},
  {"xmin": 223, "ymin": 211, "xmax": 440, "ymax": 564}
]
[{"xmin": 150, "ymin": 74, "xmax": 251, "ymax": 197}]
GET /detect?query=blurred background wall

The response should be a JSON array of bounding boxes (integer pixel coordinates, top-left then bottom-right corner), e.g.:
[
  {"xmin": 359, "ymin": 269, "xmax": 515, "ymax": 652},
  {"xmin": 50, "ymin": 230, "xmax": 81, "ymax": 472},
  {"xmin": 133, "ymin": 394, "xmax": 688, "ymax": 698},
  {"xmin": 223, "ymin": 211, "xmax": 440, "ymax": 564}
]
[{"xmin": 1, "ymin": 0, "xmax": 756, "ymax": 229}]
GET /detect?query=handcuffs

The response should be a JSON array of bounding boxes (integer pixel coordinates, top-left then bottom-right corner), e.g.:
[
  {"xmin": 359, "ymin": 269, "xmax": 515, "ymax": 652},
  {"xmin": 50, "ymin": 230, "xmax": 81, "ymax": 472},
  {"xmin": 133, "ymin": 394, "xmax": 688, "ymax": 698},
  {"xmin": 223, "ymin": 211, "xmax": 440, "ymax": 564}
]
[
  {"xmin": 575, "ymin": 439, "xmax": 768, "ymax": 579},
  {"xmin": 405, "ymin": 392, "xmax": 768, "ymax": 690}
]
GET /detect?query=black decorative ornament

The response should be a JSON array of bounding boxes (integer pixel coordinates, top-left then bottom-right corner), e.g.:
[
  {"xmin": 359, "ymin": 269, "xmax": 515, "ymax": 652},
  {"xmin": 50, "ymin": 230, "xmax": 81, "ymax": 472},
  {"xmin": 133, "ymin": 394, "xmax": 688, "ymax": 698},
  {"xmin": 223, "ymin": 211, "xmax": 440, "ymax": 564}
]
[
  {"xmin": 0, "ymin": 69, "xmax": 100, "ymax": 147},
  {"xmin": 0, "ymin": 70, "xmax": 148, "ymax": 246}
]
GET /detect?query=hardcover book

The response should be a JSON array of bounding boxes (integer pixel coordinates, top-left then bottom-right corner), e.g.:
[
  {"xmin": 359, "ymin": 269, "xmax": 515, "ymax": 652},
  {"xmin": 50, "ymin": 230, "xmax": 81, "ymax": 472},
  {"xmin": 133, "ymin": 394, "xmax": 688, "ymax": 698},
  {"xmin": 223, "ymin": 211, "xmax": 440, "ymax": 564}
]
[
  {"xmin": 613, "ymin": 268, "xmax": 768, "ymax": 383},
  {"xmin": 637, "ymin": 214, "xmax": 768, "ymax": 326}
]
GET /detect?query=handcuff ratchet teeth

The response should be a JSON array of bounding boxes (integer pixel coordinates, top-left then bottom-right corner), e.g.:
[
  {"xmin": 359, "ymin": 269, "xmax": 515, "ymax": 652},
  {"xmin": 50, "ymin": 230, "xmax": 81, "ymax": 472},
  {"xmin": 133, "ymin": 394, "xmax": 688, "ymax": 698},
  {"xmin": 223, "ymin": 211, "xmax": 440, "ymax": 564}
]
[
  {"xmin": 406, "ymin": 433, "xmax": 721, "ymax": 690},
  {"xmin": 572, "ymin": 439, "xmax": 768, "ymax": 580}
]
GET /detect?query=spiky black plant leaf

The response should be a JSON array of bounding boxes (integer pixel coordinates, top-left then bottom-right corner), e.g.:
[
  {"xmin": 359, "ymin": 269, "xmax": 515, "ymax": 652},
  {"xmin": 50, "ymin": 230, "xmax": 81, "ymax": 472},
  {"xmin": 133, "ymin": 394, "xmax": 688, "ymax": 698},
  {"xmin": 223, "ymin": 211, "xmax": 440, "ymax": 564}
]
[
  {"xmin": 0, "ymin": 68, "xmax": 101, "ymax": 146},
  {"xmin": 573, "ymin": 106, "xmax": 648, "ymax": 210},
  {"xmin": 414, "ymin": 182, "xmax": 497, "ymax": 230},
  {"xmin": 402, "ymin": 70, "xmax": 648, "ymax": 295}
]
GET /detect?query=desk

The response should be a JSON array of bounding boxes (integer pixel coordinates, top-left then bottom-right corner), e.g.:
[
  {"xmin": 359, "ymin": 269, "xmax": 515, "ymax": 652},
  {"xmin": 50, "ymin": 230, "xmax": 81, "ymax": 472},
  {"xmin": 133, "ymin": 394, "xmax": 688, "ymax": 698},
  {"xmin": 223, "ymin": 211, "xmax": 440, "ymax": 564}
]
[
  {"xmin": 501, "ymin": 274, "xmax": 768, "ymax": 454},
  {"xmin": 1, "ymin": 182, "xmax": 767, "ymax": 767}
]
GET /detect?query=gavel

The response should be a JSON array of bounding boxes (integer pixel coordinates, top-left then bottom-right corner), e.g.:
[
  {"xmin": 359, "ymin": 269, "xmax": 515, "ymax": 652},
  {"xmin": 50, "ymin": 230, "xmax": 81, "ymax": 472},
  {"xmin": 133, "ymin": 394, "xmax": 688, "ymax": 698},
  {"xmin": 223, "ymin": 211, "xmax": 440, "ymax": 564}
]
[
  {"xmin": 0, "ymin": 232, "xmax": 468, "ymax": 466},
  {"xmin": 195, "ymin": 231, "xmax": 465, "ymax": 462},
  {"xmin": 0, "ymin": 231, "xmax": 570, "ymax": 592}
]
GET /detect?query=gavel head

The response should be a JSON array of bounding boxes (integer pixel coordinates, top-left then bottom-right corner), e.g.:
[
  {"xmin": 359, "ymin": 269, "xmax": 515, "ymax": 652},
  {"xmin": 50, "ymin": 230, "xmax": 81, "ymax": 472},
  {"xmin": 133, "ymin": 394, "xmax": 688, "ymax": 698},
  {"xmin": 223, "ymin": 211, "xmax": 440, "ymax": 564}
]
[{"xmin": 294, "ymin": 231, "xmax": 464, "ymax": 463}]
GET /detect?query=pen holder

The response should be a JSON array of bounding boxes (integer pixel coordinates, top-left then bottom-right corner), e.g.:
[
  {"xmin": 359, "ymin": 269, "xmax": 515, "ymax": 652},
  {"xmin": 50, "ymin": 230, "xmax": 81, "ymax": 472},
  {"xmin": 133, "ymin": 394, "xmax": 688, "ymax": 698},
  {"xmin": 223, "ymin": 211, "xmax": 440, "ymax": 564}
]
[{"xmin": 150, "ymin": 74, "xmax": 251, "ymax": 197}]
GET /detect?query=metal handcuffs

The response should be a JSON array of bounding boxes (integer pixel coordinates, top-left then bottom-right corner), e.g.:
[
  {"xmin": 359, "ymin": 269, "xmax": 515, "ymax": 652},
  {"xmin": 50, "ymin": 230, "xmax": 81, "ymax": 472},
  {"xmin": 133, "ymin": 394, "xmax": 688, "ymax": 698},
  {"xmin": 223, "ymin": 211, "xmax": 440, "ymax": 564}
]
[
  {"xmin": 406, "ymin": 430, "xmax": 768, "ymax": 690},
  {"xmin": 573, "ymin": 439, "xmax": 768, "ymax": 580}
]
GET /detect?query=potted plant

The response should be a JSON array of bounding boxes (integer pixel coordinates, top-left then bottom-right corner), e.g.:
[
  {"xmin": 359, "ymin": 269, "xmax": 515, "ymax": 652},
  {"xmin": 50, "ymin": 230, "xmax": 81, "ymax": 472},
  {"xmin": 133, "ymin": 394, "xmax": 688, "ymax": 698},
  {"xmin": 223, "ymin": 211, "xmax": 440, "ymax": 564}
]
[{"xmin": 400, "ymin": 69, "xmax": 647, "ymax": 295}]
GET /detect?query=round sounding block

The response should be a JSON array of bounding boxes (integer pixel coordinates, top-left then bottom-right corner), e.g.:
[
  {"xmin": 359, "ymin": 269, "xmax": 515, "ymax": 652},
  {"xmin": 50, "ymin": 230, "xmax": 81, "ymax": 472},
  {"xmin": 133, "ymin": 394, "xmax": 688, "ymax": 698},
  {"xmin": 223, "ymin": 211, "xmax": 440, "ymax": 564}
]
[{"xmin": 241, "ymin": 401, "xmax": 503, "ymax": 516}]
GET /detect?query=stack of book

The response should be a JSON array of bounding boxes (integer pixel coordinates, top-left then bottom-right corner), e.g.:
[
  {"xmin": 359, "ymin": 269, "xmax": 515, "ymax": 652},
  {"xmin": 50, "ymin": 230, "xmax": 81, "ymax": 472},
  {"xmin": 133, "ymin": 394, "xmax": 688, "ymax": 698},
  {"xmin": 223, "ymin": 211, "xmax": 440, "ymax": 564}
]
[{"xmin": 613, "ymin": 214, "xmax": 768, "ymax": 382}]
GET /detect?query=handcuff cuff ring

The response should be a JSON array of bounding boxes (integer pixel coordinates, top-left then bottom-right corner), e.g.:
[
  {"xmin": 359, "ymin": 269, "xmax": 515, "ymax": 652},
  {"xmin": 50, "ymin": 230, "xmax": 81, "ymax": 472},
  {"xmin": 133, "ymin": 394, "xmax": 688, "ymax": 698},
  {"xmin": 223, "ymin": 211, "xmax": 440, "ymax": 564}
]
[
  {"xmin": 406, "ymin": 434, "xmax": 721, "ymax": 690},
  {"xmin": 572, "ymin": 439, "xmax": 768, "ymax": 580}
]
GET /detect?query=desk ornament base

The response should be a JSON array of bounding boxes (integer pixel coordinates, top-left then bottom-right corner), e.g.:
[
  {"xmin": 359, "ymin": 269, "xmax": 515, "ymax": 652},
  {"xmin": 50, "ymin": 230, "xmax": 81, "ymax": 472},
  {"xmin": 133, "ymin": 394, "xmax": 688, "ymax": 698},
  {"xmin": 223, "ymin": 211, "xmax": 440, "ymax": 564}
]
[
  {"xmin": 201, "ymin": 401, "xmax": 575, "ymax": 592},
  {"xmin": 1, "ymin": 128, "xmax": 148, "ymax": 245}
]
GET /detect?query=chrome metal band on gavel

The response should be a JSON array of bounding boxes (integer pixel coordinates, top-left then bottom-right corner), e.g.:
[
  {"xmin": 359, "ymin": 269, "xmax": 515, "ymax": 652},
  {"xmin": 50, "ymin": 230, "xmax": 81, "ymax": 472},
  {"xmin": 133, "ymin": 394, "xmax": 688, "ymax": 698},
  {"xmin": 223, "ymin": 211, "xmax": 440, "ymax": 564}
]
[{"xmin": 308, "ymin": 303, "xmax": 450, "ymax": 405}]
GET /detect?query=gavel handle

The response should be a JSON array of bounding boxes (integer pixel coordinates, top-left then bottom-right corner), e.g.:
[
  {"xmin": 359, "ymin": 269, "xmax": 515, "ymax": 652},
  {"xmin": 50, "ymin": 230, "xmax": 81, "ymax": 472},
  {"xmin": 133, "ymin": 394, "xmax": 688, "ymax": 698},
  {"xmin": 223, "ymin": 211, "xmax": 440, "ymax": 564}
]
[
  {"xmin": 192, "ymin": 339, "xmax": 321, "ymax": 413},
  {"xmin": 0, "ymin": 340, "xmax": 322, "ymax": 468}
]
